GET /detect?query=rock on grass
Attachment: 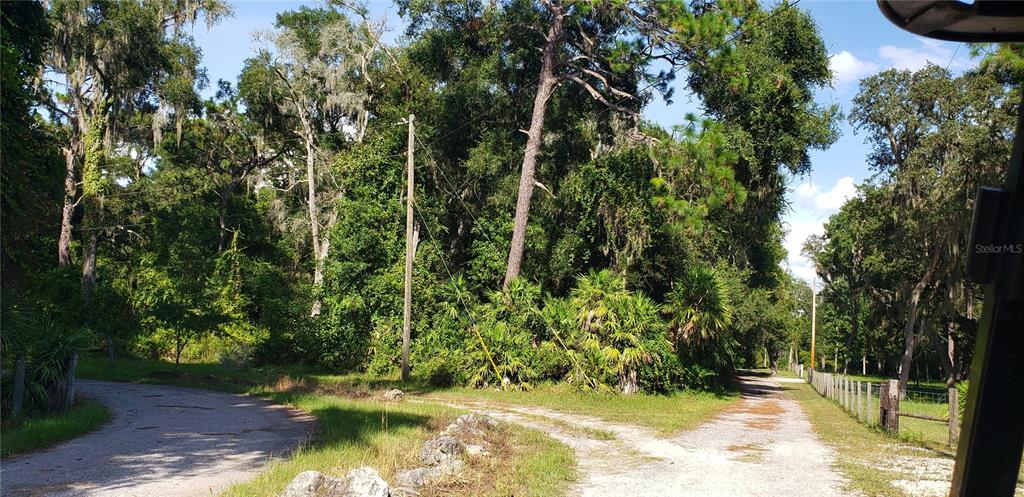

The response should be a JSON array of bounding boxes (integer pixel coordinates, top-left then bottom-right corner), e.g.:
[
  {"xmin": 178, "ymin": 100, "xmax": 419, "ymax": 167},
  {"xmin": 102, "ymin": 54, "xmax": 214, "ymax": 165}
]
[{"xmin": 281, "ymin": 467, "xmax": 388, "ymax": 497}]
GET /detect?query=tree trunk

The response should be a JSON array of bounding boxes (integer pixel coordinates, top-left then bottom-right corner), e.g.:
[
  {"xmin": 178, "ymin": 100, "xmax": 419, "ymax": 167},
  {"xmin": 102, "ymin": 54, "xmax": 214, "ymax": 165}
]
[
  {"xmin": 502, "ymin": 6, "xmax": 564, "ymax": 288},
  {"xmin": 897, "ymin": 252, "xmax": 939, "ymax": 396},
  {"xmin": 218, "ymin": 187, "xmax": 230, "ymax": 252},
  {"xmin": 59, "ymin": 81, "xmax": 86, "ymax": 267},
  {"xmin": 926, "ymin": 319, "xmax": 957, "ymax": 387},
  {"xmin": 618, "ymin": 369, "xmax": 639, "ymax": 395},
  {"xmin": 59, "ymin": 146, "xmax": 77, "ymax": 267},
  {"xmin": 304, "ymin": 134, "xmax": 325, "ymax": 317},
  {"xmin": 81, "ymin": 231, "xmax": 97, "ymax": 292},
  {"xmin": 175, "ymin": 330, "xmax": 184, "ymax": 366},
  {"xmin": 64, "ymin": 353, "xmax": 79, "ymax": 410}
]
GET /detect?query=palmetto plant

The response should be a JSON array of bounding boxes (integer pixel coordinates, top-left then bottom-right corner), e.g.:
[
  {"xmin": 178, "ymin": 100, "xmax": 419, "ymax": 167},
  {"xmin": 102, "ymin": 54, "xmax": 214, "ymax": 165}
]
[
  {"xmin": 565, "ymin": 270, "xmax": 658, "ymax": 394},
  {"xmin": 665, "ymin": 265, "xmax": 733, "ymax": 345},
  {"xmin": 1, "ymin": 306, "xmax": 96, "ymax": 415},
  {"xmin": 467, "ymin": 279, "xmax": 542, "ymax": 389},
  {"xmin": 604, "ymin": 293, "xmax": 660, "ymax": 394}
]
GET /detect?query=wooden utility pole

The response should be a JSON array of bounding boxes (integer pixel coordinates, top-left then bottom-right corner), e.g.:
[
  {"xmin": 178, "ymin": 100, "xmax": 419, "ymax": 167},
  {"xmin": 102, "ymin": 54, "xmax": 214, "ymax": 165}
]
[
  {"xmin": 811, "ymin": 276, "xmax": 817, "ymax": 370},
  {"xmin": 402, "ymin": 114, "xmax": 415, "ymax": 383}
]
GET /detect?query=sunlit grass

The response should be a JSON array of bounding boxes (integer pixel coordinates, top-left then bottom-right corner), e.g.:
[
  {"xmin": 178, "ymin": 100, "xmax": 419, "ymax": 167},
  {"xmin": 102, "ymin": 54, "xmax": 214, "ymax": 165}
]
[
  {"xmin": 430, "ymin": 383, "xmax": 738, "ymax": 435},
  {"xmin": 1, "ymin": 400, "xmax": 110, "ymax": 458},
  {"xmin": 897, "ymin": 399, "xmax": 953, "ymax": 450}
]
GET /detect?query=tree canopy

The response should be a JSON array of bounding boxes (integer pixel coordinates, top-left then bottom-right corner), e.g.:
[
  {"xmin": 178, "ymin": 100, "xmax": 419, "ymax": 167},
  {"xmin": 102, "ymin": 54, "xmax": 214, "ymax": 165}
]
[{"xmin": 4, "ymin": 0, "xmax": 1013, "ymax": 409}]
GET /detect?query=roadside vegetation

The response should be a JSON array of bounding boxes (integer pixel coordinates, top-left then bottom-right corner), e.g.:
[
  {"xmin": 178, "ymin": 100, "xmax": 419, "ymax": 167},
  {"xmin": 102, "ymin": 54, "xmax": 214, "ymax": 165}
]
[{"xmin": 1, "ymin": 399, "xmax": 109, "ymax": 458}]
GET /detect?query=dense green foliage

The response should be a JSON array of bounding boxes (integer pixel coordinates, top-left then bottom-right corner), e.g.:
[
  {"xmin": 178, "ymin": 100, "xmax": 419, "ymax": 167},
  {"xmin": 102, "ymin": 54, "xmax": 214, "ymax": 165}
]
[{"xmin": 8, "ymin": 0, "xmax": 932, "ymax": 409}]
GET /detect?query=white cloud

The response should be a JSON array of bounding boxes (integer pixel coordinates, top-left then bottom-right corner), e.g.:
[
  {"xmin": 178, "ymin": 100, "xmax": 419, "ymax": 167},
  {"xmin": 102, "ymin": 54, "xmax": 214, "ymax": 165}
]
[
  {"xmin": 827, "ymin": 39, "xmax": 971, "ymax": 88},
  {"xmin": 793, "ymin": 176, "xmax": 858, "ymax": 211},
  {"xmin": 795, "ymin": 181, "xmax": 819, "ymax": 199},
  {"xmin": 784, "ymin": 218, "xmax": 825, "ymax": 280},
  {"xmin": 829, "ymin": 51, "xmax": 879, "ymax": 86},
  {"xmin": 784, "ymin": 177, "xmax": 860, "ymax": 286},
  {"xmin": 878, "ymin": 38, "xmax": 969, "ymax": 71},
  {"xmin": 813, "ymin": 176, "xmax": 857, "ymax": 210}
]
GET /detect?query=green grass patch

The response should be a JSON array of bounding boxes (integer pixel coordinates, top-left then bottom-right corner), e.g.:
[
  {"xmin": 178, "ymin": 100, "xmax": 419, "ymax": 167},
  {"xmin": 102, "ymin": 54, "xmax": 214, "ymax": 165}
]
[
  {"xmin": 1, "ymin": 400, "xmax": 110, "ymax": 458},
  {"xmin": 430, "ymin": 383, "xmax": 738, "ymax": 435},
  {"xmin": 897, "ymin": 399, "xmax": 953, "ymax": 451}
]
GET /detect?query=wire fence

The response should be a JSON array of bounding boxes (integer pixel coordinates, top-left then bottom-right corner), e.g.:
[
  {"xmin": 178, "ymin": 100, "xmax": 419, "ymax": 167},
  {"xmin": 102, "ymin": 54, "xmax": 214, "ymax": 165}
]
[{"xmin": 790, "ymin": 363, "xmax": 960, "ymax": 447}]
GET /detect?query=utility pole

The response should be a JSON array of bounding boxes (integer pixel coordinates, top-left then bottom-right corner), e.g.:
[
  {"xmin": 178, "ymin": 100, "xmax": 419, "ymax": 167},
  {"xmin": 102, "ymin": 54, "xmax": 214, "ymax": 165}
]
[
  {"xmin": 811, "ymin": 275, "xmax": 817, "ymax": 370},
  {"xmin": 402, "ymin": 114, "xmax": 415, "ymax": 383}
]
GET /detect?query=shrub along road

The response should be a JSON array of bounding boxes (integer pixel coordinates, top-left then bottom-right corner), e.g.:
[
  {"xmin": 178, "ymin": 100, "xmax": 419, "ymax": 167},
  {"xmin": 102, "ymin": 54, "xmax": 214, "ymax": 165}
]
[{"xmin": 0, "ymin": 380, "xmax": 315, "ymax": 497}]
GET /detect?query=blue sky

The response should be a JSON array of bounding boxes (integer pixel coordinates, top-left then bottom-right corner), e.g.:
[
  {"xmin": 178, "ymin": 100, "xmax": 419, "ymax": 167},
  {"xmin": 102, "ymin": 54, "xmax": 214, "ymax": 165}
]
[{"xmin": 189, "ymin": 0, "xmax": 976, "ymax": 288}]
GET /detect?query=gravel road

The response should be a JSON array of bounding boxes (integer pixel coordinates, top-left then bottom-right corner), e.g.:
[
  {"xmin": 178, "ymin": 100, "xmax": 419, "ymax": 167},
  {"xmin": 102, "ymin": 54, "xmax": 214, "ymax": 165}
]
[
  {"xmin": 448, "ymin": 372, "xmax": 854, "ymax": 497},
  {"xmin": 1, "ymin": 380, "xmax": 315, "ymax": 497}
]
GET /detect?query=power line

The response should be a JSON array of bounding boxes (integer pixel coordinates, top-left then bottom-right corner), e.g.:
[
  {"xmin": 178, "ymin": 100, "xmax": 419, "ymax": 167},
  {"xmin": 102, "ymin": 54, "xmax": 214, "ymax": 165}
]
[
  {"xmin": 412, "ymin": 201, "xmax": 504, "ymax": 385},
  {"xmin": 413, "ymin": 132, "xmax": 499, "ymax": 248},
  {"xmin": 945, "ymin": 43, "xmax": 962, "ymax": 71}
]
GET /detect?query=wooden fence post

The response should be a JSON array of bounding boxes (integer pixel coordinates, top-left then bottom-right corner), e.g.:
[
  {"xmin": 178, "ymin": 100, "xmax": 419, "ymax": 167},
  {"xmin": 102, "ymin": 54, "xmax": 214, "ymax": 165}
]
[
  {"xmin": 855, "ymin": 380, "xmax": 861, "ymax": 420},
  {"xmin": 879, "ymin": 379, "xmax": 900, "ymax": 433},
  {"xmin": 948, "ymin": 386, "xmax": 959, "ymax": 447},
  {"xmin": 860, "ymin": 381, "xmax": 866, "ymax": 422},
  {"xmin": 64, "ymin": 352, "xmax": 79, "ymax": 410},
  {"xmin": 867, "ymin": 382, "xmax": 874, "ymax": 425},
  {"xmin": 844, "ymin": 376, "xmax": 850, "ymax": 410},
  {"xmin": 847, "ymin": 377, "xmax": 852, "ymax": 410},
  {"xmin": 840, "ymin": 376, "xmax": 845, "ymax": 407}
]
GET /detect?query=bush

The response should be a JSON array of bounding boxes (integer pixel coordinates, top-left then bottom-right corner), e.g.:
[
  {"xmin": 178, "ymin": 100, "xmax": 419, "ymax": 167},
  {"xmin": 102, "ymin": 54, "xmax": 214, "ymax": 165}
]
[
  {"xmin": 415, "ymin": 352, "xmax": 467, "ymax": 387},
  {"xmin": 637, "ymin": 338, "xmax": 683, "ymax": 394},
  {"xmin": 1, "ymin": 307, "xmax": 97, "ymax": 415},
  {"xmin": 366, "ymin": 317, "xmax": 401, "ymax": 376}
]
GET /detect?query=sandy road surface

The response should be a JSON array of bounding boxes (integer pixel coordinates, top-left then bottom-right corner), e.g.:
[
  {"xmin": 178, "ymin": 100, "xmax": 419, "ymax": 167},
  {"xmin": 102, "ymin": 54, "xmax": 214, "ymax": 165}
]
[
  {"xmin": 2, "ymin": 380, "xmax": 315, "ymax": 497},
  {"xmin": 446, "ymin": 372, "xmax": 855, "ymax": 497}
]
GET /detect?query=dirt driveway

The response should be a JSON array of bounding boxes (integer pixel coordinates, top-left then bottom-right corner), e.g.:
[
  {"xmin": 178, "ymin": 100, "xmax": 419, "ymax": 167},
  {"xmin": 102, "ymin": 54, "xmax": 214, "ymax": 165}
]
[
  {"xmin": 447, "ymin": 372, "xmax": 855, "ymax": 497},
  {"xmin": 1, "ymin": 380, "xmax": 315, "ymax": 497}
]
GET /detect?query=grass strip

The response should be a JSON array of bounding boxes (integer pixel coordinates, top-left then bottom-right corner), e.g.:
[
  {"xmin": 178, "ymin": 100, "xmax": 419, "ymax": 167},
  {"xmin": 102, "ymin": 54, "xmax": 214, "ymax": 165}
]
[{"xmin": 2, "ymin": 400, "xmax": 110, "ymax": 458}]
